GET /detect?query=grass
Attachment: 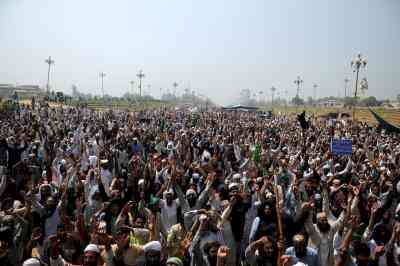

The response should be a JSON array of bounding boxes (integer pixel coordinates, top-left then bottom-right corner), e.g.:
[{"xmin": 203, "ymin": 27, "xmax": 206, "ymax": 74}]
[{"xmin": 259, "ymin": 105, "xmax": 400, "ymax": 126}]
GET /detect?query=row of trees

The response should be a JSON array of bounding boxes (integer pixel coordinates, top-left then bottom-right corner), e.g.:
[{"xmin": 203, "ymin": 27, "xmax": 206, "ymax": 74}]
[{"xmin": 237, "ymin": 88, "xmax": 399, "ymax": 108}]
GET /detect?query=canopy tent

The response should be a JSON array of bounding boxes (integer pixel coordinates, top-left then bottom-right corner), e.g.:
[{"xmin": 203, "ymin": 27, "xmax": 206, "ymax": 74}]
[{"xmin": 222, "ymin": 104, "xmax": 258, "ymax": 112}]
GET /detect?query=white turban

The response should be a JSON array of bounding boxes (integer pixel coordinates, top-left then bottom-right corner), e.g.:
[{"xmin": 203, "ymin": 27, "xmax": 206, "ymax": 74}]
[
  {"xmin": 84, "ymin": 244, "xmax": 100, "ymax": 254},
  {"xmin": 23, "ymin": 258, "xmax": 41, "ymax": 266},
  {"xmin": 186, "ymin": 189, "xmax": 197, "ymax": 197},
  {"xmin": 143, "ymin": 241, "xmax": 162, "ymax": 252}
]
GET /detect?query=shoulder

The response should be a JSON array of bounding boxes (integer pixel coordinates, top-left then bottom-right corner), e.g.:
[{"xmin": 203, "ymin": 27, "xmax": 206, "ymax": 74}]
[{"xmin": 307, "ymin": 247, "xmax": 318, "ymax": 256}]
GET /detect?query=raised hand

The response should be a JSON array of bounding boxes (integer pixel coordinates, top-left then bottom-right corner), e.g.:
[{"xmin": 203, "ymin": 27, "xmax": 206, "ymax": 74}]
[{"xmin": 217, "ymin": 246, "xmax": 229, "ymax": 260}]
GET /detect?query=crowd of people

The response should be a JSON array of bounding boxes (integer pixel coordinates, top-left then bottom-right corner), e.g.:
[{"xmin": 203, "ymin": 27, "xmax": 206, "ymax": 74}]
[{"xmin": 1, "ymin": 101, "xmax": 400, "ymax": 266}]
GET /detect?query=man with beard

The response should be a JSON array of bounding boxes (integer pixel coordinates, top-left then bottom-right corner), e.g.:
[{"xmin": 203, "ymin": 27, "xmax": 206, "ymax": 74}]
[
  {"xmin": 50, "ymin": 243, "xmax": 106, "ymax": 266},
  {"xmin": 190, "ymin": 212, "xmax": 226, "ymax": 266},
  {"xmin": 174, "ymin": 173, "xmax": 214, "ymax": 230},
  {"xmin": 202, "ymin": 241, "xmax": 220, "ymax": 266},
  {"xmin": 33, "ymin": 195, "xmax": 62, "ymax": 238},
  {"xmin": 245, "ymin": 236, "xmax": 278, "ymax": 266},
  {"xmin": 284, "ymin": 234, "xmax": 320, "ymax": 266},
  {"xmin": 137, "ymin": 241, "xmax": 165, "ymax": 266},
  {"xmin": 0, "ymin": 212, "xmax": 29, "ymax": 265},
  {"xmin": 43, "ymin": 225, "xmax": 82, "ymax": 265},
  {"xmin": 303, "ymin": 200, "xmax": 346, "ymax": 266}
]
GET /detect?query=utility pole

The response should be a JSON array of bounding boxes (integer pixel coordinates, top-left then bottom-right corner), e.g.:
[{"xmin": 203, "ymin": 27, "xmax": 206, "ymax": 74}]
[
  {"xmin": 99, "ymin": 72, "xmax": 106, "ymax": 98},
  {"xmin": 294, "ymin": 76, "xmax": 303, "ymax": 108},
  {"xmin": 173, "ymin": 82, "xmax": 178, "ymax": 99},
  {"xmin": 351, "ymin": 53, "xmax": 367, "ymax": 121},
  {"xmin": 130, "ymin": 81, "xmax": 135, "ymax": 96},
  {"xmin": 344, "ymin": 77, "xmax": 350, "ymax": 98},
  {"xmin": 313, "ymin": 83, "xmax": 318, "ymax": 105},
  {"xmin": 271, "ymin": 87, "xmax": 276, "ymax": 110},
  {"xmin": 136, "ymin": 70, "xmax": 145, "ymax": 97},
  {"xmin": 45, "ymin": 56, "xmax": 55, "ymax": 95}
]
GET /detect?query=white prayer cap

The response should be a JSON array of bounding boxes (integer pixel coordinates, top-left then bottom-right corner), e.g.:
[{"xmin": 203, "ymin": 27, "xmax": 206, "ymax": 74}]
[
  {"xmin": 186, "ymin": 189, "xmax": 197, "ymax": 196},
  {"xmin": 228, "ymin": 182, "xmax": 240, "ymax": 191},
  {"xmin": 23, "ymin": 258, "xmax": 41, "ymax": 266},
  {"xmin": 84, "ymin": 244, "xmax": 100, "ymax": 254},
  {"xmin": 294, "ymin": 263, "xmax": 307, "ymax": 266},
  {"xmin": 143, "ymin": 241, "xmax": 162, "ymax": 252},
  {"xmin": 232, "ymin": 173, "xmax": 241, "ymax": 180}
]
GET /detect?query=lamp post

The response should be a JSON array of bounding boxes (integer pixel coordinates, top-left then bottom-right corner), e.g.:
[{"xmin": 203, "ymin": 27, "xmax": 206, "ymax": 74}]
[
  {"xmin": 99, "ymin": 72, "xmax": 106, "ymax": 99},
  {"xmin": 294, "ymin": 76, "xmax": 303, "ymax": 106},
  {"xmin": 173, "ymin": 82, "xmax": 178, "ymax": 99},
  {"xmin": 313, "ymin": 84, "xmax": 318, "ymax": 106},
  {"xmin": 350, "ymin": 53, "xmax": 367, "ymax": 120},
  {"xmin": 136, "ymin": 70, "xmax": 145, "ymax": 97},
  {"xmin": 271, "ymin": 87, "xmax": 276, "ymax": 110},
  {"xmin": 45, "ymin": 56, "xmax": 55, "ymax": 95},
  {"xmin": 344, "ymin": 77, "xmax": 350, "ymax": 98},
  {"xmin": 130, "ymin": 81, "xmax": 135, "ymax": 96}
]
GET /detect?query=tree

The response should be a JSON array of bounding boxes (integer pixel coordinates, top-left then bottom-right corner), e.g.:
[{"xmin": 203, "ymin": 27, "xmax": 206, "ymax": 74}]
[
  {"xmin": 343, "ymin": 97, "xmax": 356, "ymax": 107},
  {"xmin": 306, "ymin": 96, "xmax": 314, "ymax": 106},
  {"xmin": 291, "ymin": 96, "xmax": 304, "ymax": 106},
  {"xmin": 397, "ymin": 94, "xmax": 400, "ymax": 104},
  {"xmin": 360, "ymin": 96, "xmax": 380, "ymax": 107}
]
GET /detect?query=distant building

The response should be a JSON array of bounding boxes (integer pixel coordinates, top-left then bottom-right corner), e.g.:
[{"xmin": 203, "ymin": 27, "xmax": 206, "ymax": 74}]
[
  {"xmin": 318, "ymin": 99, "xmax": 343, "ymax": 107},
  {"xmin": 0, "ymin": 84, "xmax": 44, "ymax": 99}
]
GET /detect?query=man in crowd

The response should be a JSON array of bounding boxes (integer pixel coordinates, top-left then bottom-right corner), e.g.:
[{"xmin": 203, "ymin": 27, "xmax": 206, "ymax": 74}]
[{"xmin": 1, "ymin": 102, "xmax": 400, "ymax": 266}]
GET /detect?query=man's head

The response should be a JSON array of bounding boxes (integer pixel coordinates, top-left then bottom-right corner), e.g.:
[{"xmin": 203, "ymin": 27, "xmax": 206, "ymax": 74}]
[
  {"xmin": 293, "ymin": 234, "xmax": 307, "ymax": 258},
  {"xmin": 143, "ymin": 241, "xmax": 162, "ymax": 266},
  {"xmin": 316, "ymin": 212, "xmax": 330, "ymax": 233},
  {"xmin": 83, "ymin": 244, "xmax": 100, "ymax": 266},
  {"xmin": 353, "ymin": 242, "xmax": 371, "ymax": 266},
  {"xmin": 166, "ymin": 257, "xmax": 183, "ymax": 266},
  {"xmin": 203, "ymin": 241, "xmax": 220, "ymax": 266},
  {"xmin": 186, "ymin": 189, "xmax": 197, "ymax": 207},
  {"xmin": 164, "ymin": 189, "xmax": 174, "ymax": 205},
  {"xmin": 45, "ymin": 196, "xmax": 56, "ymax": 211}
]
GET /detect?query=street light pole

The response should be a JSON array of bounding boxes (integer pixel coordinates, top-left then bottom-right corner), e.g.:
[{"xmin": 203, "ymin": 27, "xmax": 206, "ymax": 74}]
[
  {"xmin": 294, "ymin": 76, "xmax": 303, "ymax": 108},
  {"xmin": 45, "ymin": 56, "xmax": 55, "ymax": 95},
  {"xmin": 344, "ymin": 78, "xmax": 350, "ymax": 98},
  {"xmin": 136, "ymin": 70, "xmax": 145, "ymax": 98},
  {"xmin": 99, "ymin": 72, "xmax": 106, "ymax": 99},
  {"xmin": 313, "ymin": 83, "xmax": 318, "ymax": 105},
  {"xmin": 271, "ymin": 87, "xmax": 276, "ymax": 110},
  {"xmin": 351, "ymin": 53, "xmax": 367, "ymax": 121},
  {"xmin": 173, "ymin": 82, "xmax": 178, "ymax": 99},
  {"xmin": 130, "ymin": 81, "xmax": 135, "ymax": 96}
]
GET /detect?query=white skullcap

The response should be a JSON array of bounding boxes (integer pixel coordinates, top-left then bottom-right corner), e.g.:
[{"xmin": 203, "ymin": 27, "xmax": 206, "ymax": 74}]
[
  {"xmin": 23, "ymin": 258, "xmax": 41, "ymax": 266},
  {"xmin": 84, "ymin": 244, "xmax": 100, "ymax": 254},
  {"xmin": 232, "ymin": 173, "xmax": 241, "ymax": 180},
  {"xmin": 228, "ymin": 182, "xmax": 240, "ymax": 191},
  {"xmin": 143, "ymin": 241, "xmax": 162, "ymax": 252},
  {"xmin": 186, "ymin": 189, "xmax": 197, "ymax": 196},
  {"xmin": 294, "ymin": 262, "xmax": 307, "ymax": 266}
]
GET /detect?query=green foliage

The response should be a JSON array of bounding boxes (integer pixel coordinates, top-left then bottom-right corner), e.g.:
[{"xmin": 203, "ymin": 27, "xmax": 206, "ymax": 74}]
[{"xmin": 291, "ymin": 96, "xmax": 304, "ymax": 106}]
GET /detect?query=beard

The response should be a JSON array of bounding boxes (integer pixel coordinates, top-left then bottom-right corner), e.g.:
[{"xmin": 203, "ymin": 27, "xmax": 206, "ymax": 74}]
[
  {"xmin": 317, "ymin": 222, "xmax": 331, "ymax": 233},
  {"xmin": 188, "ymin": 198, "xmax": 196, "ymax": 208},
  {"xmin": 207, "ymin": 256, "xmax": 217, "ymax": 266}
]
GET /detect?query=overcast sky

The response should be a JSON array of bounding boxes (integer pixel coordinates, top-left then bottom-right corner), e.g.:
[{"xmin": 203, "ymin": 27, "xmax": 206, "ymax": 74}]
[{"xmin": 0, "ymin": 0, "xmax": 399, "ymax": 104}]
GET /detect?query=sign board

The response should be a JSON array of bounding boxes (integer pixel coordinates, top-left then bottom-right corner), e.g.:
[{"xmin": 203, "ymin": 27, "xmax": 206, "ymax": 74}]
[{"xmin": 331, "ymin": 138, "xmax": 352, "ymax": 155}]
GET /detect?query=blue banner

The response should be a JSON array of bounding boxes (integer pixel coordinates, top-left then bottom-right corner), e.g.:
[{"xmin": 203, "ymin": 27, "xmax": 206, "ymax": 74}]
[{"xmin": 331, "ymin": 138, "xmax": 352, "ymax": 155}]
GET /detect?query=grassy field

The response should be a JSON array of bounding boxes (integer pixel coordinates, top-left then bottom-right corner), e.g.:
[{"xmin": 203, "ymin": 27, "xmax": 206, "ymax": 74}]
[{"xmin": 261, "ymin": 105, "xmax": 400, "ymax": 126}]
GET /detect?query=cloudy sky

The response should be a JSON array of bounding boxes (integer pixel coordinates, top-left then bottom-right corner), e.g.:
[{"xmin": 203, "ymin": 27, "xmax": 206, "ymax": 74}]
[{"xmin": 0, "ymin": 0, "xmax": 399, "ymax": 104}]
